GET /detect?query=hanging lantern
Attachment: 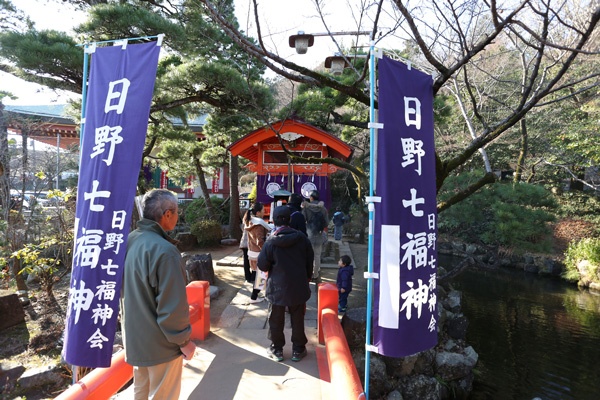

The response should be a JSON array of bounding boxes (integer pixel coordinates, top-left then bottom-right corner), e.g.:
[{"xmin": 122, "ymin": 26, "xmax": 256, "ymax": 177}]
[
  {"xmin": 325, "ymin": 54, "xmax": 350, "ymax": 75},
  {"xmin": 288, "ymin": 31, "xmax": 315, "ymax": 54}
]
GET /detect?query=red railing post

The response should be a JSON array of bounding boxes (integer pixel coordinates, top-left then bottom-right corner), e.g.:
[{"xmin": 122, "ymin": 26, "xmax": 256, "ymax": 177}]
[
  {"xmin": 318, "ymin": 283, "xmax": 365, "ymax": 399},
  {"xmin": 317, "ymin": 282, "xmax": 338, "ymax": 344},
  {"xmin": 54, "ymin": 350, "xmax": 133, "ymax": 400},
  {"xmin": 322, "ymin": 309, "xmax": 365, "ymax": 399},
  {"xmin": 186, "ymin": 280, "xmax": 210, "ymax": 340},
  {"xmin": 56, "ymin": 281, "xmax": 211, "ymax": 400}
]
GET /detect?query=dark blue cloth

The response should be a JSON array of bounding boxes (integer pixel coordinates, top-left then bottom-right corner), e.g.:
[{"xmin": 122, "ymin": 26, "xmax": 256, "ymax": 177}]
[
  {"xmin": 334, "ymin": 225, "xmax": 342, "ymax": 240},
  {"xmin": 258, "ymin": 227, "xmax": 314, "ymax": 306},
  {"xmin": 288, "ymin": 204, "xmax": 307, "ymax": 236},
  {"xmin": 336, "ymin": 265, "xmax": 354, "ymax": 292},
  {"xmin": 339, "ymin": 291, "xmax": 349, "ymax": 311},
  {"xmin": 64, "ymin": 41, "xmax": 160, "ymax": 368},
  {"xmin": 332, "ymin": 211, "xmax": 344, "ymax": 226},
  {"xmin": 374, "ymin": 56, "xmax": 438, "ymax": 357},
  {"xmin": 333, "ymin": 211, "xmax": 344, "ymax": 240}
]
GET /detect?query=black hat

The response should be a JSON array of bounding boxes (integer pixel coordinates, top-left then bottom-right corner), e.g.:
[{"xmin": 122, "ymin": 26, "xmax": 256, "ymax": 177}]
[
  {"xmin": 273, "ymin": 205, "xmax": 291, "ymax": 220},
  {"xmin": 289, "ymin": 193, "xmax": 303, "ymax": 206}
]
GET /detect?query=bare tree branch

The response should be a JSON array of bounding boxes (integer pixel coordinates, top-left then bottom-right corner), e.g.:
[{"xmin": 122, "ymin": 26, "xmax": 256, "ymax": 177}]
[
  {"xmin": 198, "ymin": 0, "xmax": 371, "ymax": 105},
  {"xmin": 437, "ymin": 172, "xmax": 497, "ymax": 213},
  {"xmin": 442, "ymin": 5, "xmax": 600, "ymax": 177},
  {"xmin": 542, "ymin": 160, "xmax": 600, "ymax": 192}
]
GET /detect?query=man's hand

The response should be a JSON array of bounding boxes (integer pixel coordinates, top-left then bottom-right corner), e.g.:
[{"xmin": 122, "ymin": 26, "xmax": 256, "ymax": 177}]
[
  {"xmin": 180, "ymin": 341, "xmax": 196, "ymax": 360},
  {"xmin": 341, "ymin": 288, "xmax": 346, "ymax": 293}
]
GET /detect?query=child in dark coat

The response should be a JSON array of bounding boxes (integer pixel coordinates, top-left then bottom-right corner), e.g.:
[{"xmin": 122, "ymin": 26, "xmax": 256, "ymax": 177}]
[{"xmin": 336, "ymin": 255, "xmax": 354, "ymax": 313}]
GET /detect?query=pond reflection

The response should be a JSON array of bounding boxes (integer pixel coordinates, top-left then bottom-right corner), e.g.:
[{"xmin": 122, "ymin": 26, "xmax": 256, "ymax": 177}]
[{"xmin": 445, "ymin": 256, "xmax": 600, "ymax": 400}]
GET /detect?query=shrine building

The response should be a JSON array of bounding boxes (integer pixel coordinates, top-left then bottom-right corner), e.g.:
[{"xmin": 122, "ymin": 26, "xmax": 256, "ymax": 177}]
[{"xmin": 228, "ymin": 119, "xmax": 353, "ymax": 214}]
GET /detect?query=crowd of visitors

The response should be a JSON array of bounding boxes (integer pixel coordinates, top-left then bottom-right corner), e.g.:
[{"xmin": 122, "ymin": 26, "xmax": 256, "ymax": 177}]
[{"xmin": 120, "ymin": 187, "xmax": 352, "ymax": 393}]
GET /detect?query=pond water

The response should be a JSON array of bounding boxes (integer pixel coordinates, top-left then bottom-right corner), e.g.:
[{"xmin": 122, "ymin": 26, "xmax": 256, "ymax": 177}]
[{"xmin": 443, "ymin": 256, "xmax": 600, "ymax": 399}]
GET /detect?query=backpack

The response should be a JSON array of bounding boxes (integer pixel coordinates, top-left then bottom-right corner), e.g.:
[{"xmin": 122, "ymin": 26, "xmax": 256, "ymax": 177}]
[
  {"xmin": 333, "ymin": 212, "xmax": 344, "ymax": 225},
  {"xmin": 315, "ymin": 210, "xmax": 328, "ymax": 232},
  {"xmin": 307, "ymin": 208, "xmax": 327, "ymax": 233}
]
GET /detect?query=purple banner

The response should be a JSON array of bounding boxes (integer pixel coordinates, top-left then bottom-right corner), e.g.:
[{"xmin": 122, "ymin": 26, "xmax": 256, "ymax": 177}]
[
  {"xmin": 256, "ymin": 174, "xmax": 331, "ymax": 208},
  {"xmin": 373, "ymin": 57, "xmax": 438, "ymax": 357},
  {"xmin": 63, "ymin": 41, "xmax": 160, "ymax": 367}
]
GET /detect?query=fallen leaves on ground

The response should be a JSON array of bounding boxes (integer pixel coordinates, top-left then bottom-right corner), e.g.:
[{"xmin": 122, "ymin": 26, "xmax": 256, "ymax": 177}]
[{"xmin": 552, "ymin": 218, "xmax": 596, "ymax": 255}]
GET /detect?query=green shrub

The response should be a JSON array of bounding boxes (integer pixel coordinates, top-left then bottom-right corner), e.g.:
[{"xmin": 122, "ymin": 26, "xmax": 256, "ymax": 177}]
[
  {"xmin": 438, "ymin": 172, "xmax": 557, "ymax": 253},
  {"xmin": 563, "ymin": 238, "xmax": 600, "ymax": 283},
  {"xmin": 9, "ymin": 235, "xmax": 73, "ymax": 297},
  {"xmin": 177, "ymin": 201, "xmax": 191, "ymax": 226},
  {"xmin": 344, "ymin": 203, "xmax": 366, "ymax": 238},
  {"xmin": 184, "ymin": 196, "xmax": 230, "ymax": 225},
  {"xmin": 190, "ymin": 219, "xmax": 222, "ymax": 247}
]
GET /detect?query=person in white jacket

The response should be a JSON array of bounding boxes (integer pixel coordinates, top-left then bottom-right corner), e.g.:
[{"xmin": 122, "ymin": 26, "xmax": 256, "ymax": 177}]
[{"xmin": 244, "ymin": 202, "xmax": 273, "ymax": 303}]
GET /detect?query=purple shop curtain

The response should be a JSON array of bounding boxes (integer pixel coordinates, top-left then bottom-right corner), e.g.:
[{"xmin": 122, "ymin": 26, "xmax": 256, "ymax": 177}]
[
  {"xmin": 63, "ymin": 41, "xmax": 160, "ymax": 367},
  {"xmin": 373, "ymin": 57, "xmax": 438, "ymax": 357}
]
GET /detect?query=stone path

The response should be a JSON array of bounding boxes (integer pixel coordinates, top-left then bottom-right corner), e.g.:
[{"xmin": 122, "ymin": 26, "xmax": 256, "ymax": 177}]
[{"xmin": 115, "ymin": 239, "xmax": 355, "ymax": 399}]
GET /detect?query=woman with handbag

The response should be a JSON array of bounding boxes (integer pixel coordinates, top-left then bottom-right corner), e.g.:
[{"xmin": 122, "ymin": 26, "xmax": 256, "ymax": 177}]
[{"xmin": 244, "ymin": 202, "xmax": 273, "ymax": 303}]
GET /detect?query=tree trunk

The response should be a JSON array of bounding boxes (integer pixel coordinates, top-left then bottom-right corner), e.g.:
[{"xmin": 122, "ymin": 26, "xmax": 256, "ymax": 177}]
[
  {"xmin": 21, "ymin": 127, "xmax": 28, "ymax": 195},
  {"xmin": 228, "ymin": 154, "xmax": 242, "ymax": 241},
  {"xmin": 514, "ymin": 48, "xmax": 529, "ymax": 183},
  {"xmin": 11, "ymin": 259, "xmax": 28, "ymax": 292},
  {"xmin": 21, "ymin": 127, "xmax": 35, "ymax": 241},
  {"xmin": 452, "ymin": 77, "xmax": 492, "ymax": 173},
  {"xmin": 9, "ymin": 233, "xmax": 28, "ymax": 292},
  {"xmin": 193, "ymin": 158, "xmax": 218, "ymax": 221},
  {"xmin": 1, "ymin": 102, "xmax": 27, "ymax": 292},
  {"xmin": 0, "ymin": 101, "xmax": 10, "ymax": 231},
  {"xmin": 514, "ymin": 118, "xmax": 527, "ymax": 182}
]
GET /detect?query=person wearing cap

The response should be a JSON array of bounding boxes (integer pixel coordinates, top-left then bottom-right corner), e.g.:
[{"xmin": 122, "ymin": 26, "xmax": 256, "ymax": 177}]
[
  {"xmin": 287, "ymin": 193, "xmax": 307, "ymax": 236},
  {"xmin": 332, "ymin": 207, "xmax": 345, "ymax": 241},
  {"xmin": 258, "ymin": 205, "xmax": 314, "ymax": 362}
]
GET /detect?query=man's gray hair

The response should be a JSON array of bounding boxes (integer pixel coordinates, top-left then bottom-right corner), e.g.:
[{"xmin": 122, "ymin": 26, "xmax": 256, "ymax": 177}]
[{"xmin": 142, "ymin": 189, "xmax": 178, "ymax": 222}]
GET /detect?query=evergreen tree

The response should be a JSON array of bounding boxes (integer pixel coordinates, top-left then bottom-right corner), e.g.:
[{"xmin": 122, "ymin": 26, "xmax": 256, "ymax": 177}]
[{"xmin": 0, "ymin": 0, "xmax": 275, "ymax": 223}]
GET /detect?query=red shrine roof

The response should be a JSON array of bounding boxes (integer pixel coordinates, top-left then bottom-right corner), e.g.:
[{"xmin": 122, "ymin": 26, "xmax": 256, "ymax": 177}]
[
  {"xmin": 5, "ymin": 105, "xmax": 80, "ymax": 150},
  {"xmin": 5, "ymin": 105, "xmax": 206, "ymax": 150},
  {"xmin": 227, "ymin": 119, "xmax": 353, "ymax": 163}
]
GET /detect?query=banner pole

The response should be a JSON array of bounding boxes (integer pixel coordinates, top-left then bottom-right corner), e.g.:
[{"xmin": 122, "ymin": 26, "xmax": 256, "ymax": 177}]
[
  {"xmin": 364, "ymin": 39, "xmax": 377, "ymax": 400},
  {"xmin": 71, "ymin": 42, "xmax": 91, "ymax": 385},
  {"xmin": 80, "ymin": 45, "xmax": 90, "ymax": 132}
]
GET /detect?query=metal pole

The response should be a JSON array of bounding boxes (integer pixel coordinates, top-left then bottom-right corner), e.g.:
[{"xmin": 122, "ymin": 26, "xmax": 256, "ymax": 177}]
[
  {"xmin": 288, "ymin": 155, "xmax": 293, "ymax": 192},
  {"xmin": 71, "ymin": 43, "xmax": 90, "ymax": 385},
  {"xmin": 56, "ymin": 133, "xmax": 60, "ymax": 190},
  {"xmin": 310, "ymin": 30, "xmax": 372, "ymax": 37},
  {"xmin": 364, "ymin": 40, "xmax": 377, "ymax": 400},
  {"xmin": 75, "ymin": 34, "xmax": 162, "ymax": 47},
  {"xmin": 79, "ymin": 44, "xmax": 91, "ymax": 155}
]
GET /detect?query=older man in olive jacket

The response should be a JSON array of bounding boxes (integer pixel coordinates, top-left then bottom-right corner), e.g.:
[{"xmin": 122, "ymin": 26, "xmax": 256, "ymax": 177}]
[
  {"xmin": 121, "ymin": 189, "xmax": 196, "ymax": 400},
  {"xmin": 258, "ymin": 205, "xmax": 314, "ymax": 363}
]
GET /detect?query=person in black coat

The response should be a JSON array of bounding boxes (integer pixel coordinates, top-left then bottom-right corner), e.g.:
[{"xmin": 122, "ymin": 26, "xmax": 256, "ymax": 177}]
[
  {"xmin": 258, "ymin": 205, "xmax": 314, "ymax": 362},
  {"xmin": 287, "ymin": 193, "xmax": 307, "ymax": 236}
]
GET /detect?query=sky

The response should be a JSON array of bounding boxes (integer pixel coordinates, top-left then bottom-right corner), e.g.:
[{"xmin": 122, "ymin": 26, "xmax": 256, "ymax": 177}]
[
  {"xmin": 1, "ymin": 0, "xmax": 392, "ymax": 106},
  {"xmin": 234, "ymin": 0, "xmax": 378, "ymax": 71},
  {"xmin": 1, "ymin": 0, "xmax": 85, "ymax": 105}
]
